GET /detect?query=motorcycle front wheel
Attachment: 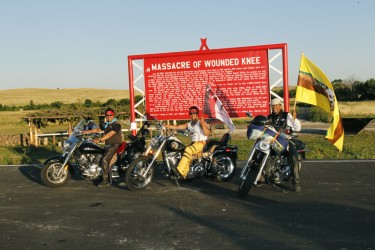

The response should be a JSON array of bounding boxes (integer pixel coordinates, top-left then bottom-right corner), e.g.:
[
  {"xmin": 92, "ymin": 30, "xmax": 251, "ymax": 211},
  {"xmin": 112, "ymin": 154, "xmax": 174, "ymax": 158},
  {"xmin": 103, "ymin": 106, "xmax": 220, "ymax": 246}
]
[
  {"xmin": 237, "ymin": 160, "xmax": 258, "ymax": 198},
  {"xmin": 41, "ymin": 161, "xmax": 70, "ymax": 187},
  {"xmin": 214, "ymin": 154, "xmax": 236, "ymax": 181},
  {"xmin": 125, "ymin": 156, "xmax": 155, "ymax": 191}
]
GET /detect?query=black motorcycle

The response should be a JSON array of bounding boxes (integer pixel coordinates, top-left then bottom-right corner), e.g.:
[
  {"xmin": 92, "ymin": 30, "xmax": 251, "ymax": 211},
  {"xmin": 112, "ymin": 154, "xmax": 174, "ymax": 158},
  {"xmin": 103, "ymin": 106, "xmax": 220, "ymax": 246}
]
[
  {"xmin": 125, "ymin": 121, "xmax": 238, "ymax": 191},
  {"xmin": 41, "ymin": 119, "xmax": 150, "ymax": 187},
  {"xmin": 109, "ymin": 121, "xmax": 150, "ymax": 182},
  {"xmin": 237, "ymin": 112, "xmax": 307, "ymax": 198}
]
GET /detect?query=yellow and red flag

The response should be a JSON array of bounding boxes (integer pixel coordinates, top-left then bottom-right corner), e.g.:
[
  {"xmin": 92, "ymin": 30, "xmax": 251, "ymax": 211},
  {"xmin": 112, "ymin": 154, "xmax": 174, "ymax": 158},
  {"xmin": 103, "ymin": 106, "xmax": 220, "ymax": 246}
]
[{"xmin": 295, "ymin": 54, "xmax": 344, "ymax": 151}]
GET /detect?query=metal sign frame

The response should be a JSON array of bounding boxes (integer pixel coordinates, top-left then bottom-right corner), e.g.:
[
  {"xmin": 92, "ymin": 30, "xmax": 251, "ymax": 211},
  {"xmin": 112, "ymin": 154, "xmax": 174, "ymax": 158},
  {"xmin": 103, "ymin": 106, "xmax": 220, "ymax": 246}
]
[{"xmin": 128, "ymin": 42, "xmax": 289, "ymax": 128}]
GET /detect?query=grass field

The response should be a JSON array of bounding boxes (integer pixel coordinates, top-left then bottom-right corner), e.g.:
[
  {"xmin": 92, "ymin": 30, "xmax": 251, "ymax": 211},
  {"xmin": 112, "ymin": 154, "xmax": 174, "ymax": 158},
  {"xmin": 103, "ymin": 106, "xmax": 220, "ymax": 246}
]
[
  {"xmin": 0, "ymin": 88, "xmax": 374, "ymax": 164},
  {"xmin": 1, "ymin": 128, "xmax": 374, "ymax": 165},
  {"xmin": 0, "ymin": 88, "xmax": 132, "ymax": 106}
]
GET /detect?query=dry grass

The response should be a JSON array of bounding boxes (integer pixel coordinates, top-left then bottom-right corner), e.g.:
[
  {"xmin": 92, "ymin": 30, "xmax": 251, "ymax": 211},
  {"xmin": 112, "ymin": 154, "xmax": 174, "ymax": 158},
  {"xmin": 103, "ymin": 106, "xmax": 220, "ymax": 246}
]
[
  {"xmin": 289, "ymin": 98, "xmax": 375, "ymax": 117},
  {"xmin": 337, "ymin": 100, "xmax": 375, "ymax": 117},
  {"xmin": 1, "ymin": 88, "xmax": 374, "ymax": 117},
  {"xmin": 0, "ymin": 88, "xmax": 132, "ymax": 106}
]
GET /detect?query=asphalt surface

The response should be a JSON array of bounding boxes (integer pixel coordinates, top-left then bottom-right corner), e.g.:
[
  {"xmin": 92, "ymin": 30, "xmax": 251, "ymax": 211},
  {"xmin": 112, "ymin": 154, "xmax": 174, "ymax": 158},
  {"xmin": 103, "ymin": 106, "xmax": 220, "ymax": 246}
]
[{"xmin": 0, "ymin": 161, "xmax": 374, "ymax": 250}]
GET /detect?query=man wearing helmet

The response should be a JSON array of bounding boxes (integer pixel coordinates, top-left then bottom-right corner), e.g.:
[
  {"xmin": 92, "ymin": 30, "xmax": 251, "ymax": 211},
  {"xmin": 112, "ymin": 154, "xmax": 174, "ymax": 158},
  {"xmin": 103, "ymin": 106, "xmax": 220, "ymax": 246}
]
[
  {"xmin": 164, "ymin": 106, "xmax": 211, "ymax": 179},
  {"xmin": 268, "ymin": 98, "xmax": 302, "ymax": 192}
]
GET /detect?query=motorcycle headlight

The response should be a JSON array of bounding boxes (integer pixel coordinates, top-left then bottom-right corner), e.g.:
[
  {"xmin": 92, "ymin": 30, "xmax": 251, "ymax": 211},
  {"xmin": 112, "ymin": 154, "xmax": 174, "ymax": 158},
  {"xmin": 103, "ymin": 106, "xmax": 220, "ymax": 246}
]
[
  {"xmin": 258, "ymin": 139, "xmax": 271, "ymax": 151},
  {"xmin": 63, "ymin": 140, "xmax": 71, "ymax": 151},
  {"xmin": 150, "ymin": 137, "xmax": 159, "ymax": 148},
  {"xmin": 169, "ymin": 141, "xmax": 180, "ymax": 150}
]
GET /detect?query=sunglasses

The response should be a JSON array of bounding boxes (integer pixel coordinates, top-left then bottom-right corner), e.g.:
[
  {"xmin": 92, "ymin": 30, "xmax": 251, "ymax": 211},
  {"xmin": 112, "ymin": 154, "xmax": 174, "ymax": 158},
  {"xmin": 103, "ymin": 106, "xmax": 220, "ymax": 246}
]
[{"xmin": 189, "ymin": 112, "xmax": 197, "ymax": 115}]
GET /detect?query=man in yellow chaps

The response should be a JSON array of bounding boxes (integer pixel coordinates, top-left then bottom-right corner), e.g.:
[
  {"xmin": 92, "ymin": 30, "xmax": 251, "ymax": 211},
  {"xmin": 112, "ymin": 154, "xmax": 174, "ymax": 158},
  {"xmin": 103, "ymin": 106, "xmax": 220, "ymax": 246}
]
[{"xmin": 164, "ymin": 106, "xmax": 211, "ymax": 178}]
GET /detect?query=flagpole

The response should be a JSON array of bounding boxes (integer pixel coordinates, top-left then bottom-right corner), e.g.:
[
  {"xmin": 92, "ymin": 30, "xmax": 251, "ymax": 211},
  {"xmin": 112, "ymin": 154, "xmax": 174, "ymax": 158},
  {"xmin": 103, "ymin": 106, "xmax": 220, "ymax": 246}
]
[{"xmin": 293, "ymin": 52, "xmax": 304, "ymax": 119}]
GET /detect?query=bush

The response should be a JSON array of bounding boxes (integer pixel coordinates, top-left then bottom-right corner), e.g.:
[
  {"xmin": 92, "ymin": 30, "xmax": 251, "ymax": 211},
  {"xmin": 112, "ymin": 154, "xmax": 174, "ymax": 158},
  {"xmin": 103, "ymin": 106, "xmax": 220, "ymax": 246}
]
[{"xmin": 309, "ymin": 106, "xmax": 329, "ymax": 122}]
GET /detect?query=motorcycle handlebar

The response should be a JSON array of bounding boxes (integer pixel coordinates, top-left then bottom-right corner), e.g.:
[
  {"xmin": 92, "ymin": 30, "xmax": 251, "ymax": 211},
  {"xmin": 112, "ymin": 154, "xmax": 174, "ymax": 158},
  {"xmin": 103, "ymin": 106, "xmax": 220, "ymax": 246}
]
[{"xmin": 140, "ymin": 120, "xmax": 187, "ymax": 137}]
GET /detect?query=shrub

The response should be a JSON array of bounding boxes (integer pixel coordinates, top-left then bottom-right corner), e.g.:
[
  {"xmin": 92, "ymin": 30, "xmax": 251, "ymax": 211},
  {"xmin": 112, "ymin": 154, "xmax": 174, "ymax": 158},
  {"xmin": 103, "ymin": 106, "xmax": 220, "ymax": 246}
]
[{"xmin": 309, "ymin": 106, "xmax": 329, "ymax": 122}]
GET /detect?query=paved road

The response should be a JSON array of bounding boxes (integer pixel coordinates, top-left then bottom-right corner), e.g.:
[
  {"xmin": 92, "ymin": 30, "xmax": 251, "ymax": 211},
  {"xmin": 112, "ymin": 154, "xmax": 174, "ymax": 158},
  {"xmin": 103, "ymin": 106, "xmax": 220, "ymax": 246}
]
[{"xmin": 0, "ymin": 161, "xmax": 374, "ymax": 250}]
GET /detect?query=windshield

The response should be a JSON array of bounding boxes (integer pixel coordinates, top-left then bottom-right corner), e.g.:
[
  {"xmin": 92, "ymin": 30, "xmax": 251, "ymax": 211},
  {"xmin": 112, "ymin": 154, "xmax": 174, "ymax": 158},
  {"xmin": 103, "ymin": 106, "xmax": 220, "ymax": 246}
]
[
  {"xmin": 66, "ymin": 119, "xmax": 86, "ymax": 143},
  {"xmin": 73, "ymin": 119, "xmax": 86, "ymax": 135},
  {"xmin": 61, "ymin": 119, "xmax": 83, "ymax": 148}
]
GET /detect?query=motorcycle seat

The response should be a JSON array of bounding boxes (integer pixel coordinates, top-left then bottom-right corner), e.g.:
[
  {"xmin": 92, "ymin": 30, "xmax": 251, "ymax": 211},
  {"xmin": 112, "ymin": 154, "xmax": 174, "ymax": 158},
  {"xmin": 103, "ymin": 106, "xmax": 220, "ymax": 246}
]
[
  {"xmin": 203, "ymin": 133, "xmax": 230, "ymax": 153},
  {"xmin": 116, "ymin": 141, "xmax": 127, "ymax": 154},
  {"xmin": 128, "ymin": 134, "xmax": 138, "ymax": 141}
]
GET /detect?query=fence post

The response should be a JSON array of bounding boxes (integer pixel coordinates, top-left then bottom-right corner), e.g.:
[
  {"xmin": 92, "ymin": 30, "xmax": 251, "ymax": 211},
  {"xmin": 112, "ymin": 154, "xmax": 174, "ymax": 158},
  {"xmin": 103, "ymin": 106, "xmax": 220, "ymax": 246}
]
[
  {"xmin": 20, "ymin": 134, "xmax": 24, "ymax": 147},
  {"xmin": 29, "ymin": 120, "xmax": 34, "ymax": 145},
  {"xmin": 34, "ymin": 127, "xmax": 39, "ymax": 147}
]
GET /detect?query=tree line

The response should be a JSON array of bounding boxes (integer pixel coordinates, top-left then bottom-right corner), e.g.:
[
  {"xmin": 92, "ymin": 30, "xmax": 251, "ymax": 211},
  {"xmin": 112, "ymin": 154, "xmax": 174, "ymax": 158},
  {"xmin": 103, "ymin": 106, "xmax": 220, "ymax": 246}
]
[
  {"xmin": 0, "ymin": 96, "xmax": 143, "ymax": 112},
  {"xmin": 276, "ymin": 78, "xmax": 375, "ymax": 101},
  {"xmin": 1, "ymin": 78, "xmax": 374, "ymax": 113}
]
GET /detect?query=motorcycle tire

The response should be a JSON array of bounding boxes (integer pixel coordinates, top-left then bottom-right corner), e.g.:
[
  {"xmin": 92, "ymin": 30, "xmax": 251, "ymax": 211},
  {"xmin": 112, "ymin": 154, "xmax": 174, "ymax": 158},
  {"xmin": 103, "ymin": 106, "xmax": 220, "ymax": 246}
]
[
  {"xmin": 125, "ymin": 156, "xmax": 155, "ymax": 191},
  {"xmin": 41, "ymin": 161, "xmax": 70, "ymax": 187},
  {"xmin": 214, "ymin": 154, "xmax": 236, "ymax": 181},
  {"xmin": 237, "ymin": 160, "xmax": 258, "ymax": 198}
]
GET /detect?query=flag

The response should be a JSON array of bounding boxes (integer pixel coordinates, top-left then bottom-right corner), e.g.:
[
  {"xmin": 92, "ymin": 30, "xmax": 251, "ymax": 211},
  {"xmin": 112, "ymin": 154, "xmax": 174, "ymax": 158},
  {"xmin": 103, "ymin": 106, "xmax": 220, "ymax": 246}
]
[
  {"xmin": 295, "ymin": 54, "xmax": 344, "ymax": 151},
  {"xmin": 203, "ymin": 84, "xmax": 235, "ymax": 132}
]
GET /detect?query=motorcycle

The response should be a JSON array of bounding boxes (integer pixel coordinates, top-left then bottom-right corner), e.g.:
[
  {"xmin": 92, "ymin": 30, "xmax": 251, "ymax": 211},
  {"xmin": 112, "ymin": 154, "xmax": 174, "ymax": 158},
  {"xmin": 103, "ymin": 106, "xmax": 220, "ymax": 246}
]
[
  {"xmin": 110, "ymin": 121, "xmax": 151, "ymax": 181},
  {"xmin": 125, "ymin": 121, "xmax": 238, "ymax": 191},
  {"xmin": 41, "ymin": 119, "xmax": 150, "ymax": 187},
  {"xmin": 237, "ymin": 112, "xmax": 307, "ymax": 198}
]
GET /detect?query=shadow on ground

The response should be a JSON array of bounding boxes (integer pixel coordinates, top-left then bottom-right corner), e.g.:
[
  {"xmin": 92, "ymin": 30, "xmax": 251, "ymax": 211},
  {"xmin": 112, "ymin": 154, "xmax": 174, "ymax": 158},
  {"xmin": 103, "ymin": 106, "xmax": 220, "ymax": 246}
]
[
  {"xmin": 18, "ymin": 164, "xmax": 43, "ymax": 185},
  {"xmin": 11, "ymin": 145, "xmax": 60, "ymax": 164}
]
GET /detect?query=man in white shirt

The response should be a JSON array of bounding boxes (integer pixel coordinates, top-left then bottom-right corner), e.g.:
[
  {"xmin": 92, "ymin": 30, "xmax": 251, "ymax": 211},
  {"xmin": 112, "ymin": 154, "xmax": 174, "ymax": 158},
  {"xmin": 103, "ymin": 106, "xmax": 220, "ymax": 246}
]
[{"xmin": 164, "ymin": 106, "xmax": 211, "ymax": 179}]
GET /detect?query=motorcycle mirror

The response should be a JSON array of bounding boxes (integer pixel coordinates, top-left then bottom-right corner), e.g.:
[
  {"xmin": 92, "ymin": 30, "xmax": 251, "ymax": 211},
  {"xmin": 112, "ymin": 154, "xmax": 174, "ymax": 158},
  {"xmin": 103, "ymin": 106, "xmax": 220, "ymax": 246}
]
[{"xmin": 182, "ymin": 130, "xmax": 189, "ymax": 137}]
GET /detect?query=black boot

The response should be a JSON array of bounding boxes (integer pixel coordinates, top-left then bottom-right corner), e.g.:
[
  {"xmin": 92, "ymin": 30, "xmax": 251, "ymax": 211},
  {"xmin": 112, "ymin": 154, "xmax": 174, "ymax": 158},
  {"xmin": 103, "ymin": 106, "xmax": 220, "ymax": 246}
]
[
  {"xmin": 288, "ymin": 142, "xmax": 301, "ymax": 192},
  {"xmin": 97, "ymin": 179, "xmax": 110, "ymax": 188},
  {"xmin": 170, "ymin": 166, "xmax": 184, "ymax": 180},
  {"xmin": 293, "ymin": 183, "xmax": 302, "ymax": 192}
]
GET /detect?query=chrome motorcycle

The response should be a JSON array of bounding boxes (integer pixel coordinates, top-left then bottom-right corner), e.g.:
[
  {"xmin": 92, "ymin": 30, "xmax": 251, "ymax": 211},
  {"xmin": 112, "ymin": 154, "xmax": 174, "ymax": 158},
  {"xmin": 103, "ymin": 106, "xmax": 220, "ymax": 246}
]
[
  {"xmin": 125, "ymin": 121, "xmax": 238, "ymax": 191},
  {"xmin": 41, "ymin": 119, "xmax": 149, "ymax": 187},
  {"xmin": 237, "ymin": 112, "xmax": 306, "ymax": 198}
]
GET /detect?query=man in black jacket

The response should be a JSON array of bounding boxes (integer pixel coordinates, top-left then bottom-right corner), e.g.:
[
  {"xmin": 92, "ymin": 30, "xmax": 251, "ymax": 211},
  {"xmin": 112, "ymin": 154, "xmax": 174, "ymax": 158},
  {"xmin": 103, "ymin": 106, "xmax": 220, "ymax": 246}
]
[
  {"xmin": 268, "ymin": 98, "xmax": 302, "ymax": 192},
  {"xmin": 82, "ymin": 108, "xmax": 122, "ymax": 187}
]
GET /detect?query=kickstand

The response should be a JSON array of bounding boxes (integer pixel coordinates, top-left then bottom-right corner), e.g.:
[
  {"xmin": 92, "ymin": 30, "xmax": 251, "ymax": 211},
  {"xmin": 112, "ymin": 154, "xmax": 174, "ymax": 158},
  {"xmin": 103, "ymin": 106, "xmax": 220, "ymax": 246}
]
[
  {"xmin": 272, "ymin": 183, "xmax": 287, "ymax": 193},
  {"xmin": 170, "ymin": 167, "xmax": 182, "ymax": 188},
  {"xmin": 174, "ymin": 178, "xmax": 181, "ymax": 188},
  {"xmin": 170, "ymin": 175, "xmax": 181, "ymax": 187}
]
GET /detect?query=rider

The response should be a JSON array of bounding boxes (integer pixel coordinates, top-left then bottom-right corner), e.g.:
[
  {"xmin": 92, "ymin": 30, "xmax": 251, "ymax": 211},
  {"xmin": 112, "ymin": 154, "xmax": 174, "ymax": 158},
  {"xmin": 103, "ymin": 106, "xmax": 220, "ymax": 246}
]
[
  {"xmin": 164, "ymin": 106, "xmax": 211, "ymax": 179},
  {"xmin": 82, "ymin": 108, "xmax": 122, "ymax": 187},
  {"xmin": 267, "ymin": 98, "xmax": 302, "ymax": 192}
]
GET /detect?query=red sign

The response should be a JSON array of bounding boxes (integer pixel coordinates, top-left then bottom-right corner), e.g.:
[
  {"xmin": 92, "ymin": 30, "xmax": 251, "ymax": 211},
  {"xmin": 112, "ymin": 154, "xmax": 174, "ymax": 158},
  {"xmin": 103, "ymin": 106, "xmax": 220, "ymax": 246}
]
[{"xmin": 144, "ymin": 49, "xmax": 270, "ymax": 120}]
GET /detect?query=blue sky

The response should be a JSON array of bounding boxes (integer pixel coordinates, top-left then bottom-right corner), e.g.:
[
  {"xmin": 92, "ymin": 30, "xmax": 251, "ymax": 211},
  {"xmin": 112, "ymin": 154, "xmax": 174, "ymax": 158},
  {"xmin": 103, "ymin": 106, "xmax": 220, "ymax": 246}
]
[{"xmin": 0, "ymin": 0, "xmax": 374, "ymax": 90}]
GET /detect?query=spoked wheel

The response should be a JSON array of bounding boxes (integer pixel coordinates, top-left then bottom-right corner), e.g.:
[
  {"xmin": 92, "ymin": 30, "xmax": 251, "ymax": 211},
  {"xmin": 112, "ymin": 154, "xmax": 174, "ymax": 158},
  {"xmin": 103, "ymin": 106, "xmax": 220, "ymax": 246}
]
[
  {"xmin": 41, "ymin": 161, "xmax": 70, "ymax": 187},
  {"xmin": 125, "ymin": 156, "xmax": 155, "ymax": 191},
  {"xmin": 237, "ymin": 160, "xmax": 258, "ymax": 198},
  {"xmin": 214, "ymin": 154, "xmax": 237, "ymax": 181}
]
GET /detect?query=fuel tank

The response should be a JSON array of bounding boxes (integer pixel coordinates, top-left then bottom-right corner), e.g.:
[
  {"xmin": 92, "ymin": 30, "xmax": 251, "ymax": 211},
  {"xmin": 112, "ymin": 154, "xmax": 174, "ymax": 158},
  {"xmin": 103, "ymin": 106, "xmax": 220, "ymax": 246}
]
[{"xmin": 78, "ymin": 141, "xmax": 105, "ymax": 154}]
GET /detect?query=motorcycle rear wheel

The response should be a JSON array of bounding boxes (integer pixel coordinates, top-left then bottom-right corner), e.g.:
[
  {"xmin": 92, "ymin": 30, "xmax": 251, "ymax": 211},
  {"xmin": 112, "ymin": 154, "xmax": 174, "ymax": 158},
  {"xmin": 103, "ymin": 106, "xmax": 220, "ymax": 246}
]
[
  {"xmin": 214, "ymin": 154, "xmax": 236, "ymax": 181},
  {"xmin": 125, "ymin": 156, "xmax": 154, "ymax": 191},
  {"xmin": 41, "ymin": 161, "xmax": 70, "ymax": 187},
  {"xmin": 237, "ymin": 160, "xmax": 258, "ymax": 198}
]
